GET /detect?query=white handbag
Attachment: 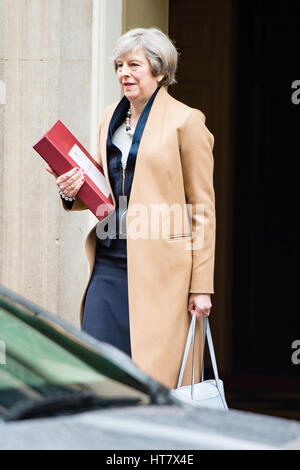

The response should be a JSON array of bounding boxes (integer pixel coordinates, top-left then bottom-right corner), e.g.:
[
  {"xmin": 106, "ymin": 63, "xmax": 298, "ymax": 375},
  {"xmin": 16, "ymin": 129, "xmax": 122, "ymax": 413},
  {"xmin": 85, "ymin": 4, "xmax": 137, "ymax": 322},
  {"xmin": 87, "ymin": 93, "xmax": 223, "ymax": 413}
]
[{"xmin": 171, "ymin": 313, "xmax": 229, "ymax": 411}]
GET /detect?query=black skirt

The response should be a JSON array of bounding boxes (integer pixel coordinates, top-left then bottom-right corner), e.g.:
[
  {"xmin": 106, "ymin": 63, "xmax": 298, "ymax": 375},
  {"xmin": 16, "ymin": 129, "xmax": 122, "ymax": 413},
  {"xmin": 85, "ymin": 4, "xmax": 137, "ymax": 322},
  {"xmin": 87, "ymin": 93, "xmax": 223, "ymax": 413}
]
[{"xmin": 81, "ymin": 238, "xmax": 131, "ymax": 357}]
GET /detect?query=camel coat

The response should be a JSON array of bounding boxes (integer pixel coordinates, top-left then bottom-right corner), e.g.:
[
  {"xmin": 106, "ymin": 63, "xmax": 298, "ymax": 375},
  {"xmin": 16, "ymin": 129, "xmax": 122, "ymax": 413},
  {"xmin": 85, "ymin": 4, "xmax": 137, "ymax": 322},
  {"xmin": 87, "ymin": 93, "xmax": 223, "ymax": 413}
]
[{"xmin": 62, "ymin": 86, "xmax": 216, "ymax": 389}]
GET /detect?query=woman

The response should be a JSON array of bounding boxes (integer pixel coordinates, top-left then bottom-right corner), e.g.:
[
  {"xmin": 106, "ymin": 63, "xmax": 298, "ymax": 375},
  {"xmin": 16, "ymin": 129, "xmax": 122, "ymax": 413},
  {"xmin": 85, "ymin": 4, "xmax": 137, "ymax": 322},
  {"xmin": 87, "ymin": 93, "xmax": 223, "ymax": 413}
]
[{"xmin": 45, "ymin": 28, "xmax": 216, "ymax": 390}]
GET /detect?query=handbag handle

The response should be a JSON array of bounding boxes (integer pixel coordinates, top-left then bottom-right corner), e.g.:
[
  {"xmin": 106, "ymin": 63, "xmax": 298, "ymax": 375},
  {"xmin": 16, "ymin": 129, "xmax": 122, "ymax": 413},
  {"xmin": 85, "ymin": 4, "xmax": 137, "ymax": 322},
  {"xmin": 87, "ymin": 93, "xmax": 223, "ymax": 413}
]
[{"xmin": 176, "ymin": 312, "xmax": 228, "ymax": 411}]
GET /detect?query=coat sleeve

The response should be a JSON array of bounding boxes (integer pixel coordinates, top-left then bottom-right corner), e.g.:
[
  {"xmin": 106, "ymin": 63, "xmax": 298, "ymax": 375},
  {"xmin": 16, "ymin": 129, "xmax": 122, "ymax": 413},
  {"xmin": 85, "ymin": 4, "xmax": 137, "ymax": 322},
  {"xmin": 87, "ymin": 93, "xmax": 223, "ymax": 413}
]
[
  {"xmin": 61, "ymin": 114, "xmax": 105, "ymax": 212},
  {"xmin": 180, "ymin": 109, "xmax": 216, "ymax": 294}
]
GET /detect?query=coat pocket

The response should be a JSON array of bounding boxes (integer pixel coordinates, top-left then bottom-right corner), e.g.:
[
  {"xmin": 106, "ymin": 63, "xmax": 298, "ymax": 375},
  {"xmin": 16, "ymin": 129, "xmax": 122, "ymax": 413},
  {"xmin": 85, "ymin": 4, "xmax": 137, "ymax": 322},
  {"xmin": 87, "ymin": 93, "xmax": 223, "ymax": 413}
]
[{"xmin": 167, "ymin": 233, "xmax": 192, "ymax": 241}]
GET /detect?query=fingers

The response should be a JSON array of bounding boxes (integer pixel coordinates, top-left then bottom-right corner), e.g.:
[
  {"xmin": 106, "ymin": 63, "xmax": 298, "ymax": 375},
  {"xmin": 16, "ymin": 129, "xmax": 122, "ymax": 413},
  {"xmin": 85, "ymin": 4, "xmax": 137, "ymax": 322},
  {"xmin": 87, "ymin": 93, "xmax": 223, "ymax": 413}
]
[
  {"xmin": 194, "ymin": 308, "xmax": 211, "ymax": 319},
  {"xmin": 189, "ymin": 309, "xmax": 210, "ymax": 321},
  {"xmin": 188, "ymin": 304, "xmax": 212, "ymax": 320},
  {"xmin": 57, "ymin": 167, "xmax": 86, "ymax": 198},
  {"xmin": 45, "ymin": 164, "xmax": 58, "ymax": 178},
  {"xmin": 188, "ymin": 293, "xmax": 212, "ymax": 320}
]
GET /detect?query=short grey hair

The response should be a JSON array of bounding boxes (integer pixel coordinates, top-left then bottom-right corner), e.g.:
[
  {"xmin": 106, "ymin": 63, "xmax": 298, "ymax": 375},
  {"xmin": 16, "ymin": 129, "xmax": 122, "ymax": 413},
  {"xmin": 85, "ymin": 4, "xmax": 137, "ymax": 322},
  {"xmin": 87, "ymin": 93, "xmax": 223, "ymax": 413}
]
[{"xmin": 112, "ymin": 28, "xmax": 178, "ymax": 87}]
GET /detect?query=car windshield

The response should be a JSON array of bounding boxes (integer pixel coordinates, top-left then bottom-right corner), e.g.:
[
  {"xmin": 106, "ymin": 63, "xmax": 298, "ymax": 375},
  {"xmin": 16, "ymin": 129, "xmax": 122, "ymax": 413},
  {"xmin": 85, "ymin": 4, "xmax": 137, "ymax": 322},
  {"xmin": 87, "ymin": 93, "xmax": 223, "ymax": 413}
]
[{"xmin": 0, "ymin": 285, "xmax": 171, "ymax": 421}]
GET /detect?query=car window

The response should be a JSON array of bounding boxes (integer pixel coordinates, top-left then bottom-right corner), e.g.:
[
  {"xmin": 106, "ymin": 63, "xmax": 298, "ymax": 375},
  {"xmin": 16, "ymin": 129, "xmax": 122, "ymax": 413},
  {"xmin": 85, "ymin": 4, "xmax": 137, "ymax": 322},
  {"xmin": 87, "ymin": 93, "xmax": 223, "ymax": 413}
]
[{"xmin": 0, "ymin": 304, "xmax": 151, "ymax": 421}]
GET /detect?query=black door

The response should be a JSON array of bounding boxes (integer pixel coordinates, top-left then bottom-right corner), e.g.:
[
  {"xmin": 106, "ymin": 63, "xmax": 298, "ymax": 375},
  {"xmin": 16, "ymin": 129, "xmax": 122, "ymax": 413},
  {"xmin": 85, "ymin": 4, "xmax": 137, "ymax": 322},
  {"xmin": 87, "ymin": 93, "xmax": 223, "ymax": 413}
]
[{"xmin": 232, "ymin": 0, "xmax": 300, "ymax": 376}]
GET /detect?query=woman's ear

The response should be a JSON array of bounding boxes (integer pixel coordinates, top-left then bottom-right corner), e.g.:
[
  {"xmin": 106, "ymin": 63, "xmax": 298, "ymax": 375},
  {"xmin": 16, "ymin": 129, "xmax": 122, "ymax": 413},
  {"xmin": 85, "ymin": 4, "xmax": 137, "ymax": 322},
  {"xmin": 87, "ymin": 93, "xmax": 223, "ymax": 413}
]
[{"xmin": 157, "ymin": 74, "xmax": 165, "ymax": 84}]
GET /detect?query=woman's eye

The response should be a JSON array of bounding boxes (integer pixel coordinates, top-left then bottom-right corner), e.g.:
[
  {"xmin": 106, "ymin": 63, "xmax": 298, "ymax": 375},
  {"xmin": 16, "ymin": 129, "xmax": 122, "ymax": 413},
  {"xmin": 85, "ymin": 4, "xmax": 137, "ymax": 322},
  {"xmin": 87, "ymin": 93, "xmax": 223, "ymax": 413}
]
[{"xmin": 116, "ymin": 62, "xmax": 139, "ymax": 69}]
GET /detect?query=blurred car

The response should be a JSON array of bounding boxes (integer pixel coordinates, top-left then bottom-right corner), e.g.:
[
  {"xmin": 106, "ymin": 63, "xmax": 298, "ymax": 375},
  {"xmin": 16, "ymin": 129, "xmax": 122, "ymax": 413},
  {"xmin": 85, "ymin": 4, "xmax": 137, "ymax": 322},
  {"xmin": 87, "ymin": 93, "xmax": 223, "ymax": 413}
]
[{"xmin": 0, "ymin": 284, "xmax": 299, "ymax": 450}]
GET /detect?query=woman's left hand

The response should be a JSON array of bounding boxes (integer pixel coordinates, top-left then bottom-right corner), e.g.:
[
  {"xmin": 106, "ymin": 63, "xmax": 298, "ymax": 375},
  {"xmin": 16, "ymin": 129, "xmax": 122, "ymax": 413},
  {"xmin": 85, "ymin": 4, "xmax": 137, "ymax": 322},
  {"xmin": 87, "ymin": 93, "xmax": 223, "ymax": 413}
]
[{"xmin": 188, "ymin": 293, "xmax": 212, "ymax": 320}]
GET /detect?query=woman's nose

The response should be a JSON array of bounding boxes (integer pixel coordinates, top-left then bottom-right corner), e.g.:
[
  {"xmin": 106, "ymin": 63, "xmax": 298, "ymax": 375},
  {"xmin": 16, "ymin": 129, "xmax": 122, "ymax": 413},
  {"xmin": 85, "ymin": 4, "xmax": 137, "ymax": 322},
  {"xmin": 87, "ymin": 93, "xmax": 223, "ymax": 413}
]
[{"xmin": 120, "ymin": 64, "xmax": 130, "ymax": 76}]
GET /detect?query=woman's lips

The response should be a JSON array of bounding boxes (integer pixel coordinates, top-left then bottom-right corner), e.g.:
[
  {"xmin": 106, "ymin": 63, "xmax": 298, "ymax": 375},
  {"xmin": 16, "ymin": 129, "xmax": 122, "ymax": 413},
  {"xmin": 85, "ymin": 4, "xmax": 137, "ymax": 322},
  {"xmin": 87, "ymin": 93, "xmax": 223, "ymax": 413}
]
[{"xmin": 123, "ymin": 83, "xmax": 135, "ymax": 87}]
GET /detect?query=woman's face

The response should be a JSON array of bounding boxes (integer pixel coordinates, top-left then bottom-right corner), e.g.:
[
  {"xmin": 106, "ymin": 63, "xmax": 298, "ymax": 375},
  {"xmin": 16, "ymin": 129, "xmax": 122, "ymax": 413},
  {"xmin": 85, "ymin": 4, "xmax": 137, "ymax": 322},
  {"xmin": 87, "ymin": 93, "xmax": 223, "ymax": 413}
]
[{"xmin": 116, "ymin": 48, "xmax": 163, "ymax": 104}]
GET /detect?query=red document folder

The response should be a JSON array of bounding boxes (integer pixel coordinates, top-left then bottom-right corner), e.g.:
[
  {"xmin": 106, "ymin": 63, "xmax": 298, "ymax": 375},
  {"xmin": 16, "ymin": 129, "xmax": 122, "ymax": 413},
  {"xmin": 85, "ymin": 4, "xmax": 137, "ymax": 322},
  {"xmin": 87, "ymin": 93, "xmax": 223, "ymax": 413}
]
[{"xmin": 33, "ymin": 120, "xmax": 114, "ymax": 221}]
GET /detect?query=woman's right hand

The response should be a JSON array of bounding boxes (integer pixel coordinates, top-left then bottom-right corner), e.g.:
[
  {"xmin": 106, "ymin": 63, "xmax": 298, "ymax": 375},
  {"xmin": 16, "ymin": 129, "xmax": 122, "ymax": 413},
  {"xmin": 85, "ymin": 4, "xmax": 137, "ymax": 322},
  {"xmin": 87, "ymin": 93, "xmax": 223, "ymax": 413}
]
[{"xmin": 45, "ymin": 164, "xmax": 86, "ymax": 198}]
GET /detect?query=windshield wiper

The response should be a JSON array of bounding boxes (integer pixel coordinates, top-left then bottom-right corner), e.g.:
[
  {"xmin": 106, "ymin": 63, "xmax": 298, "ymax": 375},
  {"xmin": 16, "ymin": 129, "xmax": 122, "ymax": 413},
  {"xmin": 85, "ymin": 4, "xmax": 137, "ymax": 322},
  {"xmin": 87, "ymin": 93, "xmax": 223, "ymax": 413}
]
[{"xmin": 6, "ymin": 391, "xmax": 142, "ymax": 422}]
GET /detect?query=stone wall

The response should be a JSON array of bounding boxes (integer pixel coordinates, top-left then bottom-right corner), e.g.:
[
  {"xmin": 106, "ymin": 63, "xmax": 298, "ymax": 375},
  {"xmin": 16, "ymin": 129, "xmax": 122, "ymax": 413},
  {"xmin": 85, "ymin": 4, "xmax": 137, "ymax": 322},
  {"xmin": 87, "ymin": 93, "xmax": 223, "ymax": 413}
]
[{"xmin": 0, "ymin": 0, "xmax": 93, "ymax": 326}]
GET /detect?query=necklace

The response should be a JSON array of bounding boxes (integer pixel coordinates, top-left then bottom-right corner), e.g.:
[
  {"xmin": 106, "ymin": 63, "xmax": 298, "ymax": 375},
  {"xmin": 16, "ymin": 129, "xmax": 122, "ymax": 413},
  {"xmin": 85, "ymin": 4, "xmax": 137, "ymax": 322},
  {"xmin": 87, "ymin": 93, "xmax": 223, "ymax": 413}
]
[{"xmin": 125, "ymin": 107, "xmax": 135, "ymax": 137}]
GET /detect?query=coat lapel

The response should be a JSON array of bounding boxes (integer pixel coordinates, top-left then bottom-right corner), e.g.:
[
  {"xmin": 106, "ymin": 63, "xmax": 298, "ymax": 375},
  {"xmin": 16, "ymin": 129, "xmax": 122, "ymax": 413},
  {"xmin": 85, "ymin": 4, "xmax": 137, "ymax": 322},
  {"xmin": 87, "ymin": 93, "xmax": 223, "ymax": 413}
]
[
  {"xmin": 128, "ymin": 86, "xmax": 169, "ymax": 207},
  {"xmin": 100, "ymin": 108, "xmax": 117, "ymax": 207},
  {"xmin": 100, "ymin": 97, "xmax": 129, "ymax": 208},
  {"xmin": 100, "ymin": 86, "xmax": 168, "ymax": 208}
]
